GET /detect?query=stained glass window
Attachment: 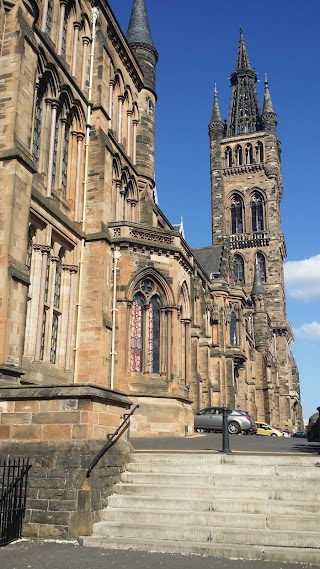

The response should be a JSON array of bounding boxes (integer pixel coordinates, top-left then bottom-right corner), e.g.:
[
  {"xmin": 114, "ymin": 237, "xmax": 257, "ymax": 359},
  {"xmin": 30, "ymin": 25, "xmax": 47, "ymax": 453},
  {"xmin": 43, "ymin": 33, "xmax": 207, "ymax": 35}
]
[{"xmin": 130, "ymin": 294, "xmax": 143, "ymax": 372}]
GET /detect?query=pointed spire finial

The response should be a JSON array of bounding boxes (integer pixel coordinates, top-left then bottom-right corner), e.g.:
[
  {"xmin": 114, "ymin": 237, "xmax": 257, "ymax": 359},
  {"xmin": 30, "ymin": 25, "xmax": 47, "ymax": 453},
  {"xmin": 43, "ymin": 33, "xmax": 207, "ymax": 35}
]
[
  {"xmin": 236, "ymin": 27, "xmax": 252, "ymax": 70},
  {"xmin": 210, "ymin": 83, "xmax": 222, "ymax": 123},
  {"xmin": 263, "ymin": 73, "xmax": 275, "ymax": 114}
]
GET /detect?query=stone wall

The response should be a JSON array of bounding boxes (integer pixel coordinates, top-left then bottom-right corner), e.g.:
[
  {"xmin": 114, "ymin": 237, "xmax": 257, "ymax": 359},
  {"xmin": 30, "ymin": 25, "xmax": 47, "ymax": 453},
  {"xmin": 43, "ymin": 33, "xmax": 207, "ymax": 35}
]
[
  {"xmin": 0, "ymin": 384, "xmax": 134, "ymax": 538},
  {"xmin": 0, "ymin": 439, "xmax": 132, "ymax": 539}
]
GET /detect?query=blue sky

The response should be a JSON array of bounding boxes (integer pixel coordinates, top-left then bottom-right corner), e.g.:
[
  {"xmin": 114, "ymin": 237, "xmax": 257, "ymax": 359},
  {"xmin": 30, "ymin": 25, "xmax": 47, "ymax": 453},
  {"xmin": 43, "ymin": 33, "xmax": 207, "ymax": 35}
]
[{"xmin": 112, "ymin": 0, "xmax": 320, "ymax": 421}]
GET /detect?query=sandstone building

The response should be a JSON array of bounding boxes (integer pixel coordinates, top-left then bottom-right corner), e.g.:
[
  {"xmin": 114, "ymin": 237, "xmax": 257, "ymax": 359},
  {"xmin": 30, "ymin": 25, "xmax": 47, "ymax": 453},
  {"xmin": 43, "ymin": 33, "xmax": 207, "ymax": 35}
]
[{"xmin": 0, "ymin": 0, "xmax": 303, "ymax": 444}]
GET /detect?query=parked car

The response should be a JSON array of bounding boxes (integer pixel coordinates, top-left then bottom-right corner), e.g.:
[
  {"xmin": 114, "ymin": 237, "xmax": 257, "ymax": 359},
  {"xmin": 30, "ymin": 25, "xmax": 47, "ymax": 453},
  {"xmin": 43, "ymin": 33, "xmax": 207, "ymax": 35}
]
[
  {"xmin": 194, "ymin": 407, "xmax": 256, "ymax": 435},
  {"xmin": 292, "ymin": 431, "xmax": 307, "ymax": 438},
  {"xmin": 255, "ymin": 422, "xmax": 284, "ymax": 437}
]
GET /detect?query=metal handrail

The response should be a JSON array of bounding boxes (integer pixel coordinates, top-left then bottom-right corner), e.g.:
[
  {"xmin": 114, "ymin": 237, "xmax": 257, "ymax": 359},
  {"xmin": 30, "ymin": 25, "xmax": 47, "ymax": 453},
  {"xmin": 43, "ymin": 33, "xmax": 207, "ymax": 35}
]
[{"xmin": 86, "ymin": 404, "xmax": 139, "ymax": 478}]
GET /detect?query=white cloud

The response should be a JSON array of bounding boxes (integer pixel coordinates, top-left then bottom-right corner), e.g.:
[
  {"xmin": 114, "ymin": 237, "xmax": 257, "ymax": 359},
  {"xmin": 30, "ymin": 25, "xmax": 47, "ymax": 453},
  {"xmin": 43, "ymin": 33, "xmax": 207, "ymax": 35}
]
[
  {"xmin": 284, "ymin": 254, "xmax": 320, "ymax": 301},
  {"xmin": 293, "ymin": 322, "xmax": 320, "ymax": 342}
]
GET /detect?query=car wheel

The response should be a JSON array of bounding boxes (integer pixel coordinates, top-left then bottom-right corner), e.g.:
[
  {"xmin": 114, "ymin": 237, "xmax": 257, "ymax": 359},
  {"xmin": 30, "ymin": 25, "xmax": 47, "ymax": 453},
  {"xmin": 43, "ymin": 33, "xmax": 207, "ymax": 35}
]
[
  {"xmin": 228, "ymin": 421, "xmax": 241, "ymax": 435},
  {"xmin": 195, "ymin": 428, "xmax": 204, "ymax": 433},
  {"xmin": 271, "ymin": 433, "xmax": 277, "ymax": 437}
]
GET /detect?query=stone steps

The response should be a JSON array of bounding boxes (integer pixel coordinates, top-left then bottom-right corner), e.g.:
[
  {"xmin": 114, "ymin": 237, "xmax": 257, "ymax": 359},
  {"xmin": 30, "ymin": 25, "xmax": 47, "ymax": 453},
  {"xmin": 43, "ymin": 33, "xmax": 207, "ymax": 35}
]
[{"xmin": 80, "ymin": 452, "xmax": 320, "ymax": 563}]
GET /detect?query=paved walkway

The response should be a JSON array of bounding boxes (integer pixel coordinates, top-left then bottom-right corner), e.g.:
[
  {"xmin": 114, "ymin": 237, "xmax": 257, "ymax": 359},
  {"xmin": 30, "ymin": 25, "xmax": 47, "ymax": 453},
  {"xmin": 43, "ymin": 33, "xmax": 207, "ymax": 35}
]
[{"xmin": 1, "ymin": 540, "xmax": 320, "ymax": 569}]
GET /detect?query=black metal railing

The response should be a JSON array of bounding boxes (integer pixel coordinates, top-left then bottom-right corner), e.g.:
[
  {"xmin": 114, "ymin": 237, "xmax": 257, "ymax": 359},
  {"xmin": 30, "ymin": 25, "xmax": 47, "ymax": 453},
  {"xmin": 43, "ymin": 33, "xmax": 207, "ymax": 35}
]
[
  {"xmin": 0, "ymin": 457, "xmax": 32, "ymax": 547},
  {"xmin": 86, "ymin": 404, "xmax": 139, "ymax": 478}
]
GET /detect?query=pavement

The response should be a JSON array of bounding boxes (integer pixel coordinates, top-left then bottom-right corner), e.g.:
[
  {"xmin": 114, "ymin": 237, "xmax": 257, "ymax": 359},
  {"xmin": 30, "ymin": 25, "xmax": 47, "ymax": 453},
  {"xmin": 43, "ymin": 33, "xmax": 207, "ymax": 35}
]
[{"xmin": 1, "ymin": 540, "xmax": 320, "ymax": 569}]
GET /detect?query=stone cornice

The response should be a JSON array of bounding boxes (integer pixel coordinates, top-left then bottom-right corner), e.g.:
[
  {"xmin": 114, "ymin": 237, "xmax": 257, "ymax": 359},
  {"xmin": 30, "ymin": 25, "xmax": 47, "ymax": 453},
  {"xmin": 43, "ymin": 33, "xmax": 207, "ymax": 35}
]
[{"xmin": 0, "ymin": 384, "xmax": 132, "ymax": 407}]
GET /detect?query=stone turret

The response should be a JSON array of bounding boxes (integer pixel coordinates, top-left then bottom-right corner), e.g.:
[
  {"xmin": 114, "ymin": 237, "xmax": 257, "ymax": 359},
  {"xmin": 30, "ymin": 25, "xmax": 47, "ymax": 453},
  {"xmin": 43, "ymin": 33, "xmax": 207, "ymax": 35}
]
[
  {"xmin": 127, "ymin": 0, "xmax": 158, "ymax": 185},
  {"xmin": 126, "ymin": 0, "xmax": 158, "ymax": 92}
]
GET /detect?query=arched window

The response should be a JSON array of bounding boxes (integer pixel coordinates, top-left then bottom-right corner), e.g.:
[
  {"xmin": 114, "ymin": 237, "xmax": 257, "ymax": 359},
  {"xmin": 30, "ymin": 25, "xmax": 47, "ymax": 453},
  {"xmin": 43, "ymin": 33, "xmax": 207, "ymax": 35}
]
[
  {"xmin": 230, "ymin": 313, "xmax": 237, "ymax": 346},
  {"xmin": 147, "ymin": 296, "xmax": 160, "ymax": 373},
  {"xmin": 245, "ymin": 144, "xmax": 253, "ymax": 165},
  {"xmin": 251, "ymin": 192, "xmax": 264, "ymax": 233},
  {"xmin": 256, "ymin": 141, "xmax": 264, "ymax": 163},
  {"xmin": 256, "ymin": 252, "xmax": 266, "ymax": 282},
  {"xmin": 235, "ymin": 144, "xmax": 243, "ymax": 166},
  {"xmin": 231, "ymin": 195, "xmax": 243, "ymax": 234},
  {"xmin": 233, "ymin": 255, "xmax": 245, "ymax": 284},
  {"xmin": 130, "ymin": 293, "xmax": 143, "ymax": 372},
  {"xmin": 225, "ymin": 146, "xmax": 232, "ymax": 168},
  {"xmin": 130, "ymin": 279, "xmax": 162, "ymax": 374},
  {"xmin": 32, "ymin": 95, "xmax": 43, "ymax": 168}
]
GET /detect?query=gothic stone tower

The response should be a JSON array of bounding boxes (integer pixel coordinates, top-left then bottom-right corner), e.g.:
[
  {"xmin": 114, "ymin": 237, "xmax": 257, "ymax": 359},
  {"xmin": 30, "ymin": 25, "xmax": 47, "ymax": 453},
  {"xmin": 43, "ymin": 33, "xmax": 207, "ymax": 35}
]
[{"xmin": 209, "ymin": 29, "xmax": 302, "ymax": 427}]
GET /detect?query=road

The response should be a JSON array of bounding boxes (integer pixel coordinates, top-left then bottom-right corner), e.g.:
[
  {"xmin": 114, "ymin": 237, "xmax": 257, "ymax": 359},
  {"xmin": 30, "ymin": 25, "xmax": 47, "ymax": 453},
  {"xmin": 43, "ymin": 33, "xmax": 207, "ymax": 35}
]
[{"xmin": 131, "ymin": 431, "xmax": 318, "ymax": 454}]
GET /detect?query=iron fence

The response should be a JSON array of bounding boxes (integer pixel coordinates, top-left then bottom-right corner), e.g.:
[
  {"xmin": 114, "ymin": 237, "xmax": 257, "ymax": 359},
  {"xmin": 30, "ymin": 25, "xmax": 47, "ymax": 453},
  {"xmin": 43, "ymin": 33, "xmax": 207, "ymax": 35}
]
[{"xmin": 0, "ymin": 457, "xmax": 31, "ymax": 547}]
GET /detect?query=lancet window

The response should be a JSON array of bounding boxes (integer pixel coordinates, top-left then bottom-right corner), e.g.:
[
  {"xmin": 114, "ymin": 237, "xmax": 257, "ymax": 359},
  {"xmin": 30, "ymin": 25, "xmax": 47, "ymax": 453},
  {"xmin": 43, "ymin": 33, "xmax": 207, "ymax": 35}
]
[
  {"xmin": 231, "ymin": 195, "xmax": 244, "ymax": 234},
  {"xmin": 130, "ymin": 279, "xmax": 161, "ymax": 374},
  {"xmin": 233, "ymin": 254, "xmax": 245, "ymax": 284},
  {"xmin": 256, "ymin": 252, "xmax": 266, "ymax": 282},
  {"xmin": 251, "ymin": 192, "xmax": 264, "ymax": 233}
]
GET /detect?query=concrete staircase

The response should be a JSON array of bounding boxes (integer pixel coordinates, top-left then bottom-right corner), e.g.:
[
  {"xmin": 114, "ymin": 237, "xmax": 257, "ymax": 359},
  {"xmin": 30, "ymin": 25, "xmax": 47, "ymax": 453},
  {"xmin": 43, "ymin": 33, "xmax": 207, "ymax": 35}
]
[{"xmin": 80, "ymin": 452, "xmax": 320, "ymax": 563}]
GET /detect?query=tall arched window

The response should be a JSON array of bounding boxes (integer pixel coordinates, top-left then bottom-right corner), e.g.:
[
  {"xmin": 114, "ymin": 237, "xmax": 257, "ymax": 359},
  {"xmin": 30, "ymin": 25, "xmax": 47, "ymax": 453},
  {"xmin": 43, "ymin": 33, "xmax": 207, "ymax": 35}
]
[
  {"xmin": 225, "ymin": 146, "xmax": 232, "ymax": 168},
  {"xmin": 251, "ymin": 192, "xmax": 264, "ymax": 233},
  {"xmin": 130, "ymin": 293, "xmax": 143, "ymax": 372},
  {"xmin": 256, "ymin": 141, "xmax": 264, "ymax": 163},
  {"xmin": 231, "ymin": 195, "xmax": 244, "ymax": 234},
  {"xmin": 235, "ymin": 144, "xmax": 243, "ymax": 166},
  {"xmin": 230, "ymin": 313, "xmax": 237, "ymax": 346},
  {"xmin": 256, "ymin": 252, "xmax": 266, "ymax": 282},
  {"xmin": 130, "ymin": 279, "xmax": 162, "ymax": 374},
  {"xmin": 33, "ymin": 95, "xmax": 43, "ymax": 168},
  {"xmin": 245, "ymin": 144, "xmax": 253, "ymax": 165},
  {"xmin": 233, "ymin": 255, "xmax": 245, "ymax": 284}
]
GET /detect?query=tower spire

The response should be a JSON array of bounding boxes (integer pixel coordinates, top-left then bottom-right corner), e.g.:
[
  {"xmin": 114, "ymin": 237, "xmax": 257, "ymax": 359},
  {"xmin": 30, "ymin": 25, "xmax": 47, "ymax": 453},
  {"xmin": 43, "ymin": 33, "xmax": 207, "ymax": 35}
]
[
  {"xmin": 127, "ymin": 0, "xmax": 157, "ymax": 53},
  {"xmin": 227, "ymin": 28, "xmax": 260, "ymax": 137},
  {"xmin": 126, "ymin": 0, "xmax": 158, "ymax": 91}
]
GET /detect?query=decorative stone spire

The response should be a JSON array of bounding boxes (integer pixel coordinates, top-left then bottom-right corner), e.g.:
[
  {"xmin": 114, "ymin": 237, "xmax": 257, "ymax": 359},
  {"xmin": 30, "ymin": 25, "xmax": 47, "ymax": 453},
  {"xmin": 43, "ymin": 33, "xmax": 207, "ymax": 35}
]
[
  {"xmin": 126, "ymin": 0, "xmax": 158, "ymax": 91},
  {"xmin": 227, "ymin": 28, "xmax": 261, "ymax": 137},
  {"xmin": 261, "ymin": 74, "xmax": 277, "ymax": 132},
  {"xmin": 209, "ymin": 84, "xmax": 224, "ymax": 140},
  {"xmin": 251, "ymin": 257, "xmax": 266, "ymax": 296}
]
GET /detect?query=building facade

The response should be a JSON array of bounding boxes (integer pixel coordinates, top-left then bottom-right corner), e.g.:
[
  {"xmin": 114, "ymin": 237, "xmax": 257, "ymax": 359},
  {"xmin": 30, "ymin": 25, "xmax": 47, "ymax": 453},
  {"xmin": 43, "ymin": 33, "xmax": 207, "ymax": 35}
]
[{"xmin": 0, "ymin": 0, "xmax": 303, "ymax": 438}]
